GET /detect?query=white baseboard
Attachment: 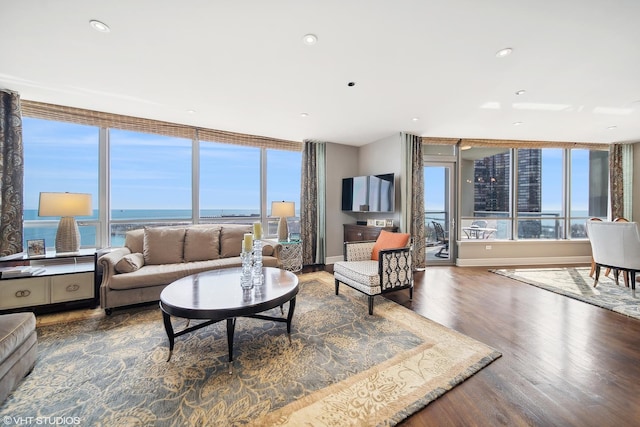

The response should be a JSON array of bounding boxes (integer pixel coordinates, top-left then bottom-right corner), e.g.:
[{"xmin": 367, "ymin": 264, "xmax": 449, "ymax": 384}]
[{"xmin": 455, "ymin": 256, "xmax": 592, "ymax": 267}]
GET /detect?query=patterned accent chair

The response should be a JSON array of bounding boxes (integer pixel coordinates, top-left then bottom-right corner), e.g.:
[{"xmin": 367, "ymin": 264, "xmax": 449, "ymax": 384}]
[{"xmin": 333, "ymin": 240, "xmax": 413, "ymax": 315}]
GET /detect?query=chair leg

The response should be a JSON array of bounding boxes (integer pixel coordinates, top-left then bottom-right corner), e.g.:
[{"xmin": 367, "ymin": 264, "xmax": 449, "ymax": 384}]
[
  {"xmin": 631, "ymin": 271, "xmax": 637, "ymax": 298},
  {"xmin": 593, "ymin": 265, "xmax": 600, "ymax": 287},
  {"xmin": 409, "ymin": 286, "xmax": 413, "ymax": 301},
  {"xmin": 334, "ymin": 279, "xmax": 339, "ymax": 295},
  {"xmin": 368, "ymin": 296, "xmax": 374, "ymax": 315},
  {"xmin": 589, "ymin": 258, "xmax": 596, "ymax": 277}
]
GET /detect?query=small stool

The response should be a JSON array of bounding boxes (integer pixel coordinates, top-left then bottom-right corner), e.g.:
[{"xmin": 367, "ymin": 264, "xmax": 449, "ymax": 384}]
[{"xmin": 0, "ymin": 312, "xmax": 37, "ymax": 404}]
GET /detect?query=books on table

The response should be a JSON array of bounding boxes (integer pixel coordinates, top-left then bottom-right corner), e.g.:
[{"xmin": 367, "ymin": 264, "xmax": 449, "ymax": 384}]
[{"xmin": 0, "ymin": 266, "xmax": 46, "ymax": 278}]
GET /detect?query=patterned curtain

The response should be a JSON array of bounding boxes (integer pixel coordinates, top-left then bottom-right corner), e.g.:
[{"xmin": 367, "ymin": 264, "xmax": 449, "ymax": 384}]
[
  {"xmin": 610, "ymin": 143, "xmax": 634, "ymax": 221},
  {"xmin": 0, "ymin": 90, "xmax": 24, "ymax": 256},
  {"xmin": 300, "ymin": 140, "xmax": 326, "ymax": 265},
  {"xmin": 401, "ymin": 133, "xmax": 426, "ymax": 269}
]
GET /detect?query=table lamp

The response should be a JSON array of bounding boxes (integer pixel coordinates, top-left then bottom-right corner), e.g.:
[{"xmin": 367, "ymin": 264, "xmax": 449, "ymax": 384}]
[
  {"xmin": 271, "ymin": 201, "xmax": 295, "ymax": 242},
  {"xmin": 38, "ymin": 192, "xmax": 92, "ymax": 253}
]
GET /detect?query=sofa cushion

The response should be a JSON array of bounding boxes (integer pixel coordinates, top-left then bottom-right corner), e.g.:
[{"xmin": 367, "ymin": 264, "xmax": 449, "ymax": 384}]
[
  {"xmin": 220, "ymin": 224, "xmax": 252, "ymax": 258},
  {"xmin": 124, "ymin": 229, "xmax": 145, "ymax": 254},
  {"xmin": 184, "ymin": 226, "xmax": 221, "ymax": 262},
  {"xmin": 143, "ymin": 227, "xmax": 186, "ymax": 265},
  {"xmin": 115, "ymin": 253, "xmax": 145, "ymax": 273},
  {"xmin": 371, "ymin": 230, "xmax": 410, "ymax": 261}
]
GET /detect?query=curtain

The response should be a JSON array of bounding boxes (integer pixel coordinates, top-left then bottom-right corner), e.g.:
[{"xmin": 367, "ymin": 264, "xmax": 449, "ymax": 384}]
[
  {"xmin": 0, "ymin": 90, "xmax": 24, "ymax": 256},
  {"xmin": 300, "ymin": 140, "xmax": 326, "ymax": 265},
  {"xmin": 401, "ymin": 133, "xmax": 426, "ymax": 269},
  {"xmin": 609, "ymin": 143, "xmax": 633, "ymax": 220}
]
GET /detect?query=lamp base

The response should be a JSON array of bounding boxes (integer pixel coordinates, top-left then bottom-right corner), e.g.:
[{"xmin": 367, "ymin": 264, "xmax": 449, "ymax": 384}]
[
  {"xmin": 277, "ymin": 216, "xmax": 289, "ymax": 242},
  {"xmin": 55, "ymin": 216, "xmax": 81, "ymax": 253}
]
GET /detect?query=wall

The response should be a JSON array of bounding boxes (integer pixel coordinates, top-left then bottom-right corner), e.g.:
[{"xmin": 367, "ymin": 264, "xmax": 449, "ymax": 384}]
[
  {"xmin": 324, "ymin": 133, "xmax": 403, "ymax": 264},
  {"xmin": 325, "ymin": 142, "xmax": 359, "ymax": 263}
]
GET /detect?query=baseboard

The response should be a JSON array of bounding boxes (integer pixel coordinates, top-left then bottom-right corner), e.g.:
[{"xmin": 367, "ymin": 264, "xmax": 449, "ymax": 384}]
[
  {"xmin": 325, "ymin": 255, "xmax": 343, "ymax": 265},
  {"xmin": 456, "ymin": 256, "xmax": 592, "ymax": 267}
]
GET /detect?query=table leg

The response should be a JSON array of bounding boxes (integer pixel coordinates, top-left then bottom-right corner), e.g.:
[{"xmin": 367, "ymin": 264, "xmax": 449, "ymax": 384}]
[
  {"xmin": 286, "ymin": 296, "xmax": 296, "ymax": 334},
  {"xmin": 162, "ymin": 311, "xmax": 175, "ymax": 362},
  {"xmin": 226, "ymin": 317, "xmax": 236, "ymax": 374}
]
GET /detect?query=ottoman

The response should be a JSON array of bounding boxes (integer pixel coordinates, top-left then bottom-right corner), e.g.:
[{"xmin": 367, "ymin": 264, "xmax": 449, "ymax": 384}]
[{"xmin": 0, "ymin": 312, "xmax": 37, "ymax": 404}]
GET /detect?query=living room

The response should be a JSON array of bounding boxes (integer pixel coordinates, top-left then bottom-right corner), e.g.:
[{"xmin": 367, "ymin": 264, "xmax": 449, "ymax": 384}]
[{"xmin": 2, "ymin": 1, "xmax": 640, "ymax": 426}]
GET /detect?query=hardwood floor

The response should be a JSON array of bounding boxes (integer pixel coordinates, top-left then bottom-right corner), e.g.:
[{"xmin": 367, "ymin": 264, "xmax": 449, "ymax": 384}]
[{"xmin": 373, "ymin": 266, "xmax": 640, "ymax": 427}]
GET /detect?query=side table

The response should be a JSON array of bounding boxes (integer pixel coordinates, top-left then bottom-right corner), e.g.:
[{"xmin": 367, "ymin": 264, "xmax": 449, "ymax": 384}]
[{"xmin": 278, "ymin": 241, "xmax": 303, "ymax": 272}]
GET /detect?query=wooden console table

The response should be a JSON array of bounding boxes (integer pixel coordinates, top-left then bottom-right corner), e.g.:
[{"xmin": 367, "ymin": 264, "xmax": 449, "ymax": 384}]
[{"xmin": 343, "ymin": 224, "xmax": 398, "ymax": 243}]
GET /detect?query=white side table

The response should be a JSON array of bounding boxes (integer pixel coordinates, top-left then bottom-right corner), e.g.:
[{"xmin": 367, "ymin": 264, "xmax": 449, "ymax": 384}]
[{"xmin": 278, "ymin": 240, "xmax": 303, "ymax": 272}]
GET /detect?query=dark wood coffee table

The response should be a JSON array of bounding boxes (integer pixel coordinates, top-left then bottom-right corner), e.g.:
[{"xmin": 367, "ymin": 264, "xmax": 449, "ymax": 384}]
[{"xmin": 159, "ymin": 267, "xmax": 299, "ymax": 373}]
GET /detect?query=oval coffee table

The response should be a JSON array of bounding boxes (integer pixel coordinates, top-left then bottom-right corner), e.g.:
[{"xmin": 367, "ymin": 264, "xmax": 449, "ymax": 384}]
[{"xmin": 159, "ymin": 266, "xmax": 299, "ymax": 373}]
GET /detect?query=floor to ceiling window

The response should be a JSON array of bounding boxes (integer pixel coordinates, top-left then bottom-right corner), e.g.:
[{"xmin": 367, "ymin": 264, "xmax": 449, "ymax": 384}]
[
  {"xmin": 459, "ymin": 145, "xmax": 609, "ymax": 240},
  {"xmin": 21, "ymin": 112, "xmax": 302, "ymax": 249},
  {"xmin": 22, "ymin": 117, "xmax": 99, "ymax": 247}
]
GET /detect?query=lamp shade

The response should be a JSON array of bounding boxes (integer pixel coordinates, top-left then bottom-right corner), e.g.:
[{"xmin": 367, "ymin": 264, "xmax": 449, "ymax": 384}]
[
  {"xmin": 271, "ymin": 201, "xmax": 295, "ymax": 218},
  {"xmin": 38, "ymin": 192, "xmax": 92, "ymax": 217}
]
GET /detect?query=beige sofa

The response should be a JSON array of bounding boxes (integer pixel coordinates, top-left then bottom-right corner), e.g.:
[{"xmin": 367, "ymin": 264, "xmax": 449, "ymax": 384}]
[{"xmin": 98, "ymin": 224, "xmax": 281, "ymax": 314}]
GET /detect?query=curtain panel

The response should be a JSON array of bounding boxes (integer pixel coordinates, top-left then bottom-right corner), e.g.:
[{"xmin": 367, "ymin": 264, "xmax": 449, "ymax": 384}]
[
  {"xmin": 401, "ymin": 133, "xmax": 426, "ymax": 269},
  {"xmin": 0, "ymin": 90, "xmax": 24, "ymax": 256},
  {"xmin": 300, "ymin": 140, "xmax": 326, "ymax": 265}
]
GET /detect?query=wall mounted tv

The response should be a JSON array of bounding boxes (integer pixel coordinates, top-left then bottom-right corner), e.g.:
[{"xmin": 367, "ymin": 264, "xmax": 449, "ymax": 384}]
[{"xmin": 341, "ymin": 173, "xmax": 395, "ymax": 212}]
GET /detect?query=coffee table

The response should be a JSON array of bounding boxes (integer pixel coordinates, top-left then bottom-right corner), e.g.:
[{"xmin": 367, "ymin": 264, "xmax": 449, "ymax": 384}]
[{"xmin": 159, "ymin": 266, "xmax": 299, "ymax": 373}]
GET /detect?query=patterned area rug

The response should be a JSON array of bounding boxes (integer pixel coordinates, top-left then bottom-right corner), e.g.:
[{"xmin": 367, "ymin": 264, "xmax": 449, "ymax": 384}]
[
  {"xmin": 0, "ymin": 274, "xmax": 500, "ymax": 426},
  {"xmin": 493, "ymin": 267, "xmax": 640, "ymax": 320}
]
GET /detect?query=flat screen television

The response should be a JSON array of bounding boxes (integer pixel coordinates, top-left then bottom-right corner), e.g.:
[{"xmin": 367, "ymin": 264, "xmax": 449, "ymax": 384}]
[{"xmin": 341, "ymin": 173, "xmax": 395, "ymax": 212}]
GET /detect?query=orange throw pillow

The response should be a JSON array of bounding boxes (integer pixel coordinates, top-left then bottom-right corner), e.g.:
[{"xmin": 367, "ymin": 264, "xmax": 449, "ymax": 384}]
[{"xmin": 371, "ymin": 230, "xmax": 410, "ymax": 260}]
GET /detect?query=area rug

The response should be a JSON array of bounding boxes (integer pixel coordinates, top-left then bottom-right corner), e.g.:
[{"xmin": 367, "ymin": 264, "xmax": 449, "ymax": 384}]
[
  {"xmin": 492, "ymin": 267, "xmax": 640, "ymax": 320},
  {"xmin": 0, "ymin": 274, "xmax": 501, "ymax": 426}
]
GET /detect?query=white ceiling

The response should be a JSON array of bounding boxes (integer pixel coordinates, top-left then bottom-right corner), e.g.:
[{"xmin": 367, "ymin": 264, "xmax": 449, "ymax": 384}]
[{"xmin": 2, "ymin": 1, "xmax": 640, "ymax": 147}]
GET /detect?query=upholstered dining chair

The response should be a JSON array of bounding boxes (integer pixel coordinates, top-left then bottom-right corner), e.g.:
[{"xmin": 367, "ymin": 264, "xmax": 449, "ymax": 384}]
[
  {"xmin": 586, "ymin": 219, "xmax": 640, "ymax": 298},
  {"xmin": 587, "ymin": 217, "xmax": 603, "ymax": 278},
  {"xmin": 333, "ymin": 230, "xmax": 413, "ymax": 315},
  {"xmin": 603, "ymin": 217, "xmax": 630, "ymax": 286}
]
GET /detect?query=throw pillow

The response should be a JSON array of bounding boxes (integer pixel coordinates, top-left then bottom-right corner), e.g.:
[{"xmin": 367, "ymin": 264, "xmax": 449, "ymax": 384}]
[
  {"xmin": 371, "ymin": 230, "xmax": 410, "ymax": 261},
  {"xmin": 115, "ymin": 253, "xmax": 145, "ymax": 273},
  {"xmin": 143, "ymin": 227, "xmax": 186, "ymax": 265},
  {"xmin": 184, "ymin": 227, "xmax": 221, "ymax": 262}
]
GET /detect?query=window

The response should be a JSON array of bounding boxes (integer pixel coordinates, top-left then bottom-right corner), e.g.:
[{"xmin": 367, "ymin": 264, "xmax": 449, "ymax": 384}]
[
  {"xmin": 460, "ymin": 147, "xmax": 512, "ymax": 239},
  {"xmin": 109, "ymin": 130, "xmax": 192, "ymax": 245},
  {"xmin": 459, "ymin": 145, "xmax": 609, "ymax": 241},
  {"xmin": 199, "ymin": 142, "xmax": 261, "ymax": 221},
  {"xmin": 569, "ymin": 148, "xmax": 609, "ymax": 238},
  {"xmin": 22, "ymin": 118, "xmax": 99, "ymax": 248},
  {"xmin": 267, "ymin": 149, "xmax": 302, "ymax": 236},
  {"xmin": 516, "ymin": 148, "xmax": 563, "ymax": 239}
]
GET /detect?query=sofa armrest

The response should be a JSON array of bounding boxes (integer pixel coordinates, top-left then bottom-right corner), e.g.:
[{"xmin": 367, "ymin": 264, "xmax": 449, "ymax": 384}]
[
  {"xmin": 97, "ymin": 247, "xmax": 132, "ymax": 285},
  {"xmin": 378, "ymin": 246, "xmax": 413, "ymax": 291},
  {"xmin": 343, "ymin": 241, "xmax": 376, "ymax": 261}
]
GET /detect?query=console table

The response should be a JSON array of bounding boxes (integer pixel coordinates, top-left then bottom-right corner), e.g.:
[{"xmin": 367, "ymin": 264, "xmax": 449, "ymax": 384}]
[{"xmin": 0, "ymin": 249, "xmax": 98, "ymax": 314}]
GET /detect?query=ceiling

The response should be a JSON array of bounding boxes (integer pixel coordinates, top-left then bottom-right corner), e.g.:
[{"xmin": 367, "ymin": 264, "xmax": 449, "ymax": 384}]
[{"xmin": 2, "ymin": 1, "xmax": 640, "ymax": 147}]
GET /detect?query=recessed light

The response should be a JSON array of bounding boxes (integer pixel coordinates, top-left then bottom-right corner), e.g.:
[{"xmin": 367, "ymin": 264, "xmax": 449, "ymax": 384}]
[
  {"xmin": 89, "ymin": 19, "xmax": 110, "ymax": 33},
  {"xmin": 496, "ymin": 47, "xmax": 513, "ymax": 58},
  {"xmin": 411, "ymin": 117, "xmax": 419, "ymax": 122},
  {"xmin": 515, "ymin": 90, "xmax": 526, "ymax": 96},
  {"xmin": 460, "ymin": 145, "xmax": 472, "ymax": 151},
  {"xmin": 607, "ymin": 125, "xmax": 617, "ymax": 130},
  {"xmin": 187, "ymin": 110, "xmax": 196, "ymax": 114},
  {"xmin": 300, "ymin": 112, "xmax": 309, "ymax": 118},
  {"xmin": 512, "ymin": 121, "xmax": 523, "ymax": 126},
  {"xmin": 302, "ymin": 34, "xmax": 317, "ymax": 45}
]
